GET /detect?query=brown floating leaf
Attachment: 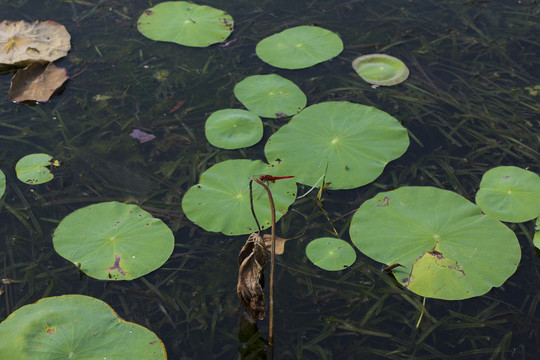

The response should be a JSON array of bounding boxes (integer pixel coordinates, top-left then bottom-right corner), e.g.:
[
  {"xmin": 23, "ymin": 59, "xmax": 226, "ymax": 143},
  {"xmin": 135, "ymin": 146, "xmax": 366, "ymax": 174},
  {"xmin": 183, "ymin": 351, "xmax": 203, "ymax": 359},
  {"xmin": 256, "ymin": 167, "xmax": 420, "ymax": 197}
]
[
  {"xmin": 9, "ymin": 62, "xmax": 69, "ymax": 103},
  {"xmin": 0, "ymin": 20, "xmax": 71, "ymax": 67},
  {"xmin": 237, "ymin": 232, "xmax": 268, "ymax": 322},
  {"xmin": 262, "ymin": 234, "xmax": 290, "ymax": 255}
]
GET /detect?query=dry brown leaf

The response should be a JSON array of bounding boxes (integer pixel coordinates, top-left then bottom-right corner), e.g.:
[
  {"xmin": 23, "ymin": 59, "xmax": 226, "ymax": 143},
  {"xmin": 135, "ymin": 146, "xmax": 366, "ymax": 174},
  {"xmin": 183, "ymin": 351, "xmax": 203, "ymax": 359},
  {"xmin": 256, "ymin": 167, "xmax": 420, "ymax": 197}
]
[
  {"xmin": 0, "ymin": 20, "xmax": 71, "ymax": 67},
  {"xmin": 262, "ymin": 234, "xmax": 290, "ymax": 255},
  {"xmin": 237, "ymin": 232, "xmax": 268, "ymax": 323},
  {"xmin": 9, "ymin": 62, "xmax": 69, "ymax": 103}
]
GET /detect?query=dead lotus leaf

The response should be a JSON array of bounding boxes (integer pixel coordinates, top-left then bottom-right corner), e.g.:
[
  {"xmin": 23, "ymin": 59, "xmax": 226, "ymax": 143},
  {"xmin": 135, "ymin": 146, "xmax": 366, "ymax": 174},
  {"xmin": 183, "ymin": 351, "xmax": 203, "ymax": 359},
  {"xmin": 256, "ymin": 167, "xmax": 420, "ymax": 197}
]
[
  {"xmin": 237, "ymin": 232, "xmax": 268, "ymax": 323},
  {"xmin": 9, "ymin": 62, "xmax": 69, "ymax": 103},
  {"xmin": 0, "ymin": 20, "xmax": 71, "ymax": 67},
  {"xmin": 262, "ymin": 234, "xmax": 290, "ymax": 255}
]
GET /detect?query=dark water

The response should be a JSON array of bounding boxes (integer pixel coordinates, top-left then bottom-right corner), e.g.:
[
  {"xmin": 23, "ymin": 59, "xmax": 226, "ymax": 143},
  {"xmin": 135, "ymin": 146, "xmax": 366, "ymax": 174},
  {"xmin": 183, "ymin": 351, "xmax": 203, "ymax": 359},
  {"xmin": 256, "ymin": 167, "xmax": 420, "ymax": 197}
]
[{"xmin": 0, "ymin": 0, "xmax": 538, "ymax": 359}]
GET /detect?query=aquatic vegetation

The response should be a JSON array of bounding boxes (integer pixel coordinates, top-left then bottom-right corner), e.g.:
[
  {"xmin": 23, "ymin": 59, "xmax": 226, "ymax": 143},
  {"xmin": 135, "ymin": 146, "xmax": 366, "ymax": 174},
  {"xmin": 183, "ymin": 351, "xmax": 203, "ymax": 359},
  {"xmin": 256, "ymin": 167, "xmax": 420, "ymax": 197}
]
[
  {"xmin": 137, "ymin": 1, "xmax": 234, "ymax": 47},
  {"xmin": 0, "ymin": 169, "xmax": 4, "ymax": 198},
  {"xmin": 0, "ymin": 295, "xmax": 166, "ymax": 359},
  {"xmin": 15, "ymin": 153, "xmax": 58, "ymax": 184},
  {"xmin": 352, "ymin": 54, "xmax": 409, "ymax": 86},
  {"xmin": 305, "ymin": 237, "xmax": 356, "ymax": 271},
  {"xmin": 205, "ymin": 109, "xmax": 263, "ymax": 149},
  {"xmin": 9, "ymin": 62, "xmax": 69, "ymax": 102}
]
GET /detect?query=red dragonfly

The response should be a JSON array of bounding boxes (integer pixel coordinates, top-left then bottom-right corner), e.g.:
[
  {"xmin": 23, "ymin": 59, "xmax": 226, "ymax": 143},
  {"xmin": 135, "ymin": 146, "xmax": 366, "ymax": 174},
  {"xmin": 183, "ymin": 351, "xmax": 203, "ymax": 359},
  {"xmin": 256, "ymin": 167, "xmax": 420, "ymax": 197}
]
[{"xmin": 258, "ymin": 175, "xmax": 295, "ymax": 183}]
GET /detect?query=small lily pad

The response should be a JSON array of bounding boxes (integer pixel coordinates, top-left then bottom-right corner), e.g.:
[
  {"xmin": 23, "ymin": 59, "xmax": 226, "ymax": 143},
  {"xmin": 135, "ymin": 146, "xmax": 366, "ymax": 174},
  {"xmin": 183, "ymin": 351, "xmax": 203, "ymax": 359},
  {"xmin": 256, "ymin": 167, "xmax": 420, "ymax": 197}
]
[
  {"xmin": 205, "ymin": 109, "xmax": 263, "ymax": 149},
  {"xmin": 137, "ymin": 1, "xmax": 234, "ymax": 47},
  {"xmin": 256, "ymin": 26, "xmax": 343, "ymax": 69},
  {"xmin": 0, "ymin": 294, "xmax": 166, "ymax": 359},
  {"xmin": 352, "ymin": 54, "xmax": 409, "ymax": 86},
  {"xmin": 264, "ymin": 101, "xmax": 409, "ymax": 190},
  {"xmin": 0, "ymin": 169, "xmax": 5, "ymax": 198},
  {"xmin": 350, "ymin": 187, "xmax": 521, "ymax": 300},
  {"xmin": 15, "ymin": 153, "xmax": 56, "ymax": 184},
  {"xmin": 182, "ymin": 159, "xmax": 297, "ymax": 235},
  {"xmin": 305, "ymin": 237, "xmax": 356, "ymax": 271},
  {"xmin": 234, "ymin": 74, "xmax": 307, "ymax": 118},
  {"xmin": 475, "ymin": 166, "xmax": 540, "ymax": 223},
  {"xmin": 53, "ymin": 202, "xmax": 174, "ymax": 280}
]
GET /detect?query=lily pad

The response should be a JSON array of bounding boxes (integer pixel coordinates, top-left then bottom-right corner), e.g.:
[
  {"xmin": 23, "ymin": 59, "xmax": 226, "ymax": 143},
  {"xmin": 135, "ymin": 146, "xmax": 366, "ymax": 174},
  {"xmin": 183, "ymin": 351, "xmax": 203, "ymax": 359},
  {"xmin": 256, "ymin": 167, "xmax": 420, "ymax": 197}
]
[
  {"xmin": 234, "ymin": 74, "xmax": 307, "ymax": 118},
  {"xmin": 534, "ymin": 217, "xmax": 540, "ymax": 250},
  {"xmin": 0, "ymin": 294, "xmax": 166, "ymax": 359},
  {"xmin": 53, "ymin": 202, "xmax": 174, "ymax": 280},
  {"xmin": 305, "ymin": 237, "xmax": 356, "ymax": 271},
  {"xmin": 182, "ymin": 159, "xmax": 297, "ymax": 235},
  {"xmin": 475, "ymin": 166, "xmax": 540, "ymax": 223},
  {"xmin": 0, "ymin": 20, "xmax": 71, "ymax": 67},
  {"xmin": 137, "ymin": 1, "xmax": 234, "ymax": 47},
  {"xmin": 352, "ymin": 54, "xmax": 409, "ymax": 86},
  {"xmin": 15, "ymin": 153, "xmax": 57, "ymax": 184},
  {"xmin": 264, "ymin": 101, "xmax": 409, "ymax": 190},
  {"xmin": 350, "ymin": 186, "xmax": 521, "ymax": 300},
  {"xmin": 0, "ymin": 169, "xmax": 5, "ymax": 198},
  {"xmin": 9, "ymin": 62, "xmax": 69, "ymax": 103},
  {"xmin": 205, "ymin": 109, "xmax": 263, "ymax": 149},
  {"xmin": 256, "ymin": 26, "xmax": 343, "ymax": 69}
]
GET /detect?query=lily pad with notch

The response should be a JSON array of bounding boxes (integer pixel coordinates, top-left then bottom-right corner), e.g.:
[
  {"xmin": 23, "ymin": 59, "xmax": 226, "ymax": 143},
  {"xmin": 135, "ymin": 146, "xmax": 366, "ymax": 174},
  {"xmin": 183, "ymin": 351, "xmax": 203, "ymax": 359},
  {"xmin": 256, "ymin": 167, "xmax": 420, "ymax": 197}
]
[
  {"xmin": 182, "ymin": 159, "xmax": 297, "ymax": 235},
  {"xmin": 305, "ymin": 237, "xmax": 356, "ymax": 271},
  {"xmin": 475, "ymin": 166, "xmax": 540, "ymax": 223},
  {"xmin": 264, "ymin": 101, "xmax": 409, "ymax": 190},
  {"xmin": 256, "ymin": 25, "xmax": 343, "ymax": 69},
  {"xmin": 15, "ymin": 153, "xmax": 58, "ymax": 185},
  {"xmin": 137, "ymin": 1, "xmax": 234, "ymax": 47},
  {"xmin": 352, "ymin": 54, "xmax": 409, "ymax": 86},
  {"xmin": 205, "ymin": 109, "xmax": 263, "ymax": 149},
  {"xmin": 0, "ymin": 294, "xmax": 166, "ymax": 359},
  {"xmin": 53, "ymin": 202, "xmax": 174, "ymax": 281},
  {"xmin": 234, "ymin": 74, "xmax": 307, "ymax": 118},
  {"xmin": 350, "ymin": 186, "xmax": 521, "ymax": 300}
]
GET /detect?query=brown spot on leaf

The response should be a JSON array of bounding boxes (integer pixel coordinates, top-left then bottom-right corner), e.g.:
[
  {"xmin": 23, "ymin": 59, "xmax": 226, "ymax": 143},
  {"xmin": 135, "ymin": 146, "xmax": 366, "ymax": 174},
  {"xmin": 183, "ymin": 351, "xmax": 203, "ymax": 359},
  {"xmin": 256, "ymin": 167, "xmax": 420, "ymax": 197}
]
[{"xmin": 106, "ymin": 253, "xmax": 127, "ymax": 276}]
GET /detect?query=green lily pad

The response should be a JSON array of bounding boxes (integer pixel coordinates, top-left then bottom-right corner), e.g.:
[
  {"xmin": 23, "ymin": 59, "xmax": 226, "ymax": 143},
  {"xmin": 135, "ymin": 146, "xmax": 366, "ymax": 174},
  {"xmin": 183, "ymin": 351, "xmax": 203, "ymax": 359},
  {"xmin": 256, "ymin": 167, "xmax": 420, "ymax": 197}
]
[
  {"xmin": 256, "ymin": 26, "xmax": 343, "ymax": 69},
  {"xmin": 234, "ymin": 74, "xmax": 307, "ymax": 118},
  {"xmin": 350, "ymin": 187, "xmax": 521, "ymax": 300},
  {"xmin": 475, "ymin": 166, "xmax": 540, "ymax": 223},
  {"xmin": 0, "ymin": 169, "xmax": 5, "ymax": 198},
  {"xmin": 534, "ymin": 217, "xmax": 540, "ymax": 250},
  {"xmin": 53, "ymin": 202, "xmax": 174, "ymax": 281},
  {"xmin": 205, "ymin": 109, "xmax": 263, "ymax": 149},
  {"xmin": 182, "ymin": 159, "xmax": 297, "ymax": 235},
  {"xmin": 305, "ymin": 237, "xmax": 356, "ymax": 271},
  {"xmin": 264, "ymin": 101, "xmax": 409, "ymax": 190},
  {"xmin": 352, "ymin": 54, "xmax": 409, "ymax": 86},
  {"xmin": 15, "ymin": 153, "xmax": 56, "ymax": 185},
  {"xmin": 137, "ymin": 1, "xmax": 234, "ymax": 47},
  {"xmin": 0, "ymin": 294, "xmax": 166, "ymax": 359}
]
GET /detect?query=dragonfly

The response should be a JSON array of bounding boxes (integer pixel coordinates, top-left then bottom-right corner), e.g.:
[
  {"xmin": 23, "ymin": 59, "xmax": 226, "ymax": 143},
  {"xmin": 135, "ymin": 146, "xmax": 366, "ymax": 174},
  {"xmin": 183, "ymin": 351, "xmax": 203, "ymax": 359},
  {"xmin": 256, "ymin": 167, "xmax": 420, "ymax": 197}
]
[{"xmin": 258, "ymin": 175, "xmax": 295, "ymax": 184}]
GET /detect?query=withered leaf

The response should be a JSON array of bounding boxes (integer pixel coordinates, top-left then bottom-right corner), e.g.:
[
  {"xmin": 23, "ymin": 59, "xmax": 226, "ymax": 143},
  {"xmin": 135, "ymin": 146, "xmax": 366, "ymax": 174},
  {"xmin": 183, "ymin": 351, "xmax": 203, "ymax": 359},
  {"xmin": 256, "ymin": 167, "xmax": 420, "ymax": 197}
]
[
  {"xmin": 237, "ymin": 232, "xmax": 268, "ymax": 322},
  {"xmin": 262, "ymin": 234, "xmax": 290, "ymax": 255},
  {"xmin": 9, "ymin": 62, "xmax": 69, "ymax": 103}
]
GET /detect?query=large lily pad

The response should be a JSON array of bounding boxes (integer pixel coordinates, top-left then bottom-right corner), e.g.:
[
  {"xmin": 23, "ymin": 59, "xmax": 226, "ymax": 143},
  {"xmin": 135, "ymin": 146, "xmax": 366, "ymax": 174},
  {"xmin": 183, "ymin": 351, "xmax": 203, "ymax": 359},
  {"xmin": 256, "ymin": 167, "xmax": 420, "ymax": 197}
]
[
  {"xmin": 53, "ymin": 202, "xmax": 174, "ymax": 281},
  {"xmin": 256, "ymin": 26, "xmax": 343, "ymax": 69},
  {"xmin": 182, "ymin": 159, "xmax": 297, "ymax": 235},
  {"xmin": 0, "ymin": 294, "xmax": 166, "ymax": 359},
  {"xmin": 205, "ymin": 109, "xmax": 263, "ymax": 149},
  {"xmin": 15, "ymin": 153, "xmax": 56, "ymax": 185},
  {"xmin": 350, "ymin": 186, "xmax": 521, "ymax": 300},
  {"xmin": 305, "ymin": 237, "xmax": 356, "ymax": 271},
  {"xmin": 0, "ymin": 20, "xmax": 71, "ymax": 67},
  {"xmin": 234, "ymin": 74, "xmax": 307, "ymax": 118},
  {"xmin": 475, "ymin": 166, "xmax": 540, "ymax": 223},
  {"xmin": 137, "ymin": 1, "xmax": 234, "ymax": 47},
  {"xmin": 264, "ymin": 101, "xmax": 409, "ymax": 190},
  {"xmin": 9, "ymin": 62, "xmax": 69, "ymax": 103},
  {"xmin": 352, "ymin": 54, "xmax": 409, "ymax": 86}
]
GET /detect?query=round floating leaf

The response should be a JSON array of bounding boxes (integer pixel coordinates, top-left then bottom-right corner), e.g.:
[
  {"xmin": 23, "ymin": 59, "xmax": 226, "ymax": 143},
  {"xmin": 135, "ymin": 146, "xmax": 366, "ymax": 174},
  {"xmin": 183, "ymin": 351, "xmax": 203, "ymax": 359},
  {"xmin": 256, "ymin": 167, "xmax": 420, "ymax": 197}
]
[
  {"xmin": 9, "ymin": 62, "xmax": 69, "ymax": 103},
  {"xmin": 205, "ymin": 109, "xmax": 263, "ymax": 149},
  {"xmin": 0, "ymin": 295, "xmax": 166, "ymax": 359},
  {"xmin": 182, "ymin": 159, "xmax": 297, "ymax": 235},
  {"xmin": 137, "ymin": 1, "xmax": 234, "ymax": 47},
  {"xmin": 352, "ymin": 54, "xmax": 409, "ymax": 86},
  {"xmin": 350, "ymin": 187, "xmax": 521, "ymax": 300},
  {"xmin": 256, "ymin": 26, "xmax": 343, "ymax": 69},
  {"xmin": 15, "ymin": 153, "xmax": 56, "ymax": 184},
  {"xmin": 234, "ymin": 74, "xmax": 307, "ymax": 118},
  {"xmin": 53, "ymin": 202, "xmax": 174, "ymax": 280},
  {"xmin": 475, "ymin": 166, "xmax": 540, "ymax": 223},
  {"xmin": 305, "ymin": 237, "xmax": 356, "ymax": 271},
  {"xmin": 0, "ymin": 20, "xmax": 71, "ymax": 67},
  {"xmin": 0, "ymin": 169, "xmax": 5, "ymax": 198},
  {"xmin": 265, "ymin": 101, "xmax": 409, "ymax": 190}
]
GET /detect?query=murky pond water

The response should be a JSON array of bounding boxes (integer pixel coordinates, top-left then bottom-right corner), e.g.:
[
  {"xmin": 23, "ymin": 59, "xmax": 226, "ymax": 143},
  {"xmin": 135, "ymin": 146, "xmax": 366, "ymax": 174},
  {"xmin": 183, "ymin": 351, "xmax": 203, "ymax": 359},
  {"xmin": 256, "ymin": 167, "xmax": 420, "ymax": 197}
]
[{"xmin": 0, "ymin": 0, "xmax": 538, "ymax": 359}]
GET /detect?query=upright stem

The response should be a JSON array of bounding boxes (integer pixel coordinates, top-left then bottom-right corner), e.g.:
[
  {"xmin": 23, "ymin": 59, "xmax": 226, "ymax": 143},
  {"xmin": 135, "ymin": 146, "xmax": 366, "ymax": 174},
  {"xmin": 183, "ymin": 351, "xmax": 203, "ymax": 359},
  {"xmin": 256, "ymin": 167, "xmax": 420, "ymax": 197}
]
[{"xmin": 252, "ymin": 178, "xmax": 276, "ymax": 350}]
